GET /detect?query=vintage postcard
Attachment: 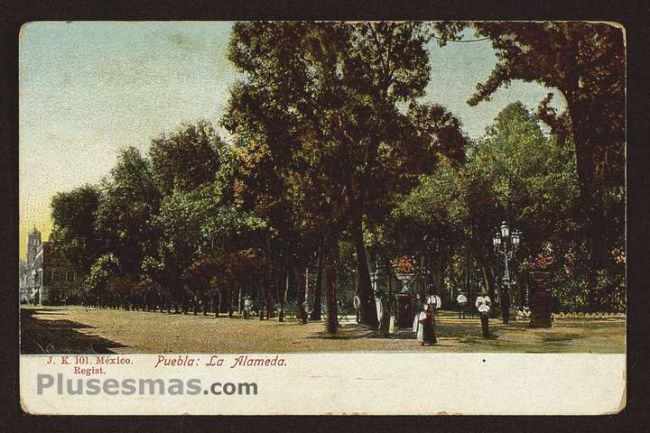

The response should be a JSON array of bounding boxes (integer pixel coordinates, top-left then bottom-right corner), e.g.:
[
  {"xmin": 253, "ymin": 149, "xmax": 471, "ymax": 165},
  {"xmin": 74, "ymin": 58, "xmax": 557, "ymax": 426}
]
[{"xmin": 18, "ymin": 21, "xmax": 626, "ymax": 415}]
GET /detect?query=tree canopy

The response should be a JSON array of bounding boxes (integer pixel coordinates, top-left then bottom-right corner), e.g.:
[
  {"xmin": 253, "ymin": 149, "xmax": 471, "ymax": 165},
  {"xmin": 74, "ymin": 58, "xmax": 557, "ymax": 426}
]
[
  {"xmin": 49, "ymin": 21, "xmax": 626, "ymax": 324},
  {"xmin": 434, "ymin": 21, "xmax": 625, "ymax": 269}
]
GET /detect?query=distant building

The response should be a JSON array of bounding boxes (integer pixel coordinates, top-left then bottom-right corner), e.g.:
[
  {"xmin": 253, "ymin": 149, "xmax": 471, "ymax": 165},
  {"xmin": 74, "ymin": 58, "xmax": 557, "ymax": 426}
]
[{"xmin": 19, "ymin": 227, "xmax": 82, "ymax": 304}]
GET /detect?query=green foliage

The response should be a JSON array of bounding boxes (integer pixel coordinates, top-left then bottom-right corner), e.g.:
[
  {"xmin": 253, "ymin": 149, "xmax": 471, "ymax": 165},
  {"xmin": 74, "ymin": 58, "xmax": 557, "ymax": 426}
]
[
  {"xmin": 149, "ymin": 120, "xmax": 224, "ymax": 195},
  {"xmin": 94, "ymin": 147, "xmax": 161, "ymax": 277},
  {"xmin": 147, "ymin": 160, "xmax": 266, "ymax": 304},
  {"xmin": 85, "ymin": 253, "xmax": 120, "ymax": 303},
  {"xmin": 224, "ymin": 22, "xmax": 468, "ymax": 326},
  {"xmin": 396, "ymin": 104, "xmax": 565, "ymax": 240},
  {"xmin": 435, "ymin": 21, "xmax": 624, "ymax": 268},
  {"xmin": 223, "ymin": 21, "xmax": 452, "ymax": 235},
  {"xmin": 468, "ymin": 102, "xmax": 580, "ymax": 250},
  {"xmin": 390, "ymin": 101, "xmax": 620, "ymax": 311},
  {"xmin": 51, "ymin": 185, "xmax": 102, "ymax": 275},
  {"xmin": 47, "ymin": 23, "xmax": 624, "ymax": 315},
  {"xmin": 394, "ymin": 156, "xmax": 467, "ymax": 229}
]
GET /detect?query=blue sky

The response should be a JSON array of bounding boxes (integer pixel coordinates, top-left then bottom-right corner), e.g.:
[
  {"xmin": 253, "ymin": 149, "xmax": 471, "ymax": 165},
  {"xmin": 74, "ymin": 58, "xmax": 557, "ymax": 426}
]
[{"xmin": 19, "ymin": 21, "xmax": 564, "ymax": 258}]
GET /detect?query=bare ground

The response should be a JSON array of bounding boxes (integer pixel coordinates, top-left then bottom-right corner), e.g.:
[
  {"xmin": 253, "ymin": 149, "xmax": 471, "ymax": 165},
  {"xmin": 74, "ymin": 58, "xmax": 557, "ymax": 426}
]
[{"xmin": 20, "ymin": 306, "xmax": 625, "ymax": 354}]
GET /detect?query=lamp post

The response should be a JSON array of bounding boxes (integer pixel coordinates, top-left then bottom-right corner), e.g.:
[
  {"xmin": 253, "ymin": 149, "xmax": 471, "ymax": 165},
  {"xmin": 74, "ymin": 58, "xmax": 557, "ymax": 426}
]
[{"xmin": 492, "ymin": 221, "xmax": 521, "ymax": 324}]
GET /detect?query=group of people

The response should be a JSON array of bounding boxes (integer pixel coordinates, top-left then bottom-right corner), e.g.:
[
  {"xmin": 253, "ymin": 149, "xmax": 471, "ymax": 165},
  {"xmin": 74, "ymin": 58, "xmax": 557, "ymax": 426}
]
[
  {"xmin": 455, "ymin": 291, "xmax": 493, "ymax": 319},
  {"xmin": 242, "ymin": 290, "xmax": 491, "ymax": 345},
  {"xmin": 414, "ymin": 291, "xmax": 494, "ymax": 346}
]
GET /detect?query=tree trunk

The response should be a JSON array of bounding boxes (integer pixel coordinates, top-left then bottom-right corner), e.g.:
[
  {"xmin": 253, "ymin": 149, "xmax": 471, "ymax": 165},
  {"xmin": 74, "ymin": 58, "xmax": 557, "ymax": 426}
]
[
  {"xmin": 500, "ymin": 283, "xmax": 510, "ymax": 324},
  {"xmin": 290, "ymin": 259, "xmax": 308, "ymax": 324},
  {"xmin": 259, "ymin": 277, "xmax": 265, "ymax": 320},
  {"xmin": 310, "ymin": 246, "xmax": 323, "ymax": 321},
  {"xmin": 325, "ymin": 256, "xmax": 338, "ymax": 335},
  {"xmin": 279, "ymin": 269, "xmax": 288, "ymax": 322},
  {"xmin": 264, "ymin": 234, "xmax": 276, "ymax": 318},
  {"xmin": 304, "ymin": 267, "xmax": 310, "ymax": 318},
  {"xmin": 386, "ymin": 260, "xmax": 393, "ymax": 299},
  {"xmin": 275, "ymin": 266, "xmax": 285, "ymax": 322},
  {"xmin": 463, "ymin": 244, "xmax": 472, "ymax": 298},
  {"xmin": 568, "ymin": 96, "xmax": 606, "ymax": 274},
  {"xmin": 351, "ymin": 211, "xmax": 378, "ymax": 328},
  {"xmin": 228, "ymin": 287, "xmax": 233, "ymax": 318}
]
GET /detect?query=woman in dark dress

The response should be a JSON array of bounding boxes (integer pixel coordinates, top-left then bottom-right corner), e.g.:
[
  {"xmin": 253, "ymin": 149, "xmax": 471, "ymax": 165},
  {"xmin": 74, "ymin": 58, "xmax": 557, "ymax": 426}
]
[{"xmin": 418, "ymin": 304, "xmax": 437, "ymax": 346}]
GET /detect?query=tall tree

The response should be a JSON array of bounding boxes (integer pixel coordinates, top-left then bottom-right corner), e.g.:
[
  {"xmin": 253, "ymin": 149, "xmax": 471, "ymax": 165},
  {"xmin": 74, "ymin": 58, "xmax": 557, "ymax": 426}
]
[
  {"xmin": 395, "ymin": 102, "xmax": 581, "ymax": 316},
  {"xmin": 224, "ymin": 21, "xmax": 453, "ymax": 328},
  {"xmin": 224, "ymin": 22, "xmax": 336, "ymax": 324},
  {"xmin": 468, "ymin": 102, "xmax": 580, "ymax": 317},
  {"xmin": 149, "ymin": 120, "xmax": 224, "ymax": 195},
  {"xmin": 146, "ymin": 121, "xmax": 231, "ymax": 310},
  {"xmin": 51, "ymin": 185, "xmax": 102, "ymax": 276},
  {"xmin": 435, "ymin": 22, "xmax": 625, "ymax": 268},
  {"xmin": 94, "ymin": 147, "xmax": 161, "ymax": 278}
]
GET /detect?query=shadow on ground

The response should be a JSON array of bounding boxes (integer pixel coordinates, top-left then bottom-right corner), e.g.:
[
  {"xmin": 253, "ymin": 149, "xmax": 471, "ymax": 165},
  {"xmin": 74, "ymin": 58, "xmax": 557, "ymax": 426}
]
[
  {"xmin": 310, "ymin": 318, "xmax": 491, "ymax": 340},
  {"xmin": 20, "ymin": 308, "xmax": 127, "ymax": 354},
  {"xmin": 310, "ymin": 323, "xmax": 378, "ymax": 340}
]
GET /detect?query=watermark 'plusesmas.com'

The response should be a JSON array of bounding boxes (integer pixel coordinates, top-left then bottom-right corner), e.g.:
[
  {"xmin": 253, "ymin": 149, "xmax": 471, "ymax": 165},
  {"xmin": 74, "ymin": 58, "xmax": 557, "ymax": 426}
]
[{"xmin": 37, "ymin": 374, "xmax": 258, "ymax": 396}]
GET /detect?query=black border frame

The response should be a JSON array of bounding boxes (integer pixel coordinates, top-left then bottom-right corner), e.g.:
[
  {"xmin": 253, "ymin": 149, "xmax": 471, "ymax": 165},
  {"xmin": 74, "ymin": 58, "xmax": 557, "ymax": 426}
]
[{"xmin": 1, "ymin": 1, "xmax": 649, "ymax": 432}]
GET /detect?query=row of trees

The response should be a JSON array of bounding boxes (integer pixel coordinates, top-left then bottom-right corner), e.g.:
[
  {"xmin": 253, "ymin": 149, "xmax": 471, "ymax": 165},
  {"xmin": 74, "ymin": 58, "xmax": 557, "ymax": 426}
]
[{"xmin": 50, "ymin": 22, "xmax": 625, "ymax": 335}]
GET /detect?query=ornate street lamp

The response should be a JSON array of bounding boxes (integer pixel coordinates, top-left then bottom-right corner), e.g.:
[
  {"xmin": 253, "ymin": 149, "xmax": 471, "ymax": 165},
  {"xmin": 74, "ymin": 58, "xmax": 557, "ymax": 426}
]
[
  {"xmin": 512, "ymin": 229, "xmax": 521, "ymax": 248},
  {"xmin": 492, "ymin": 221, "xmax": 522, "ymax": 324},
  {"xmin": 500, "ymin": 221, "xmax": 510, "ymax": 238}
]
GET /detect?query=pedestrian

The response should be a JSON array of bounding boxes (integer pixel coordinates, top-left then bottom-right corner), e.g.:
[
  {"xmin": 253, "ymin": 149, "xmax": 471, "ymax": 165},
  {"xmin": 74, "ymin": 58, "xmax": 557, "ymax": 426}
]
[
  {"xmin": 243, "ymin": 296, "xmax": 253, "ymax": 319},
  {"xmin": 417, "ymin": 303, "xmax": 436, "ymax": 346},
  {"xmin": 456, "ymin": 292, "xmax": 468, "ymax": 319},
  {"xmin": 353, "ymin": 296, "xmax": 361, "ymax": 324},
  {"xmin": 475, "ymin": 294, "xmax": 492, "ymax": 338},
  {"xmin": 278, "ymin": 303, "xmax": 285, "ymax": 322}
]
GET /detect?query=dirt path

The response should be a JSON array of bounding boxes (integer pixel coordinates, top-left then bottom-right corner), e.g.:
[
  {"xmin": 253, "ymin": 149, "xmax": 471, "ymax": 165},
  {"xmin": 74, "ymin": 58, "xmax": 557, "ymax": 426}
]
[{"xmin": 21, "ymin": 306, "xmax": 625, "ymax": 354}]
